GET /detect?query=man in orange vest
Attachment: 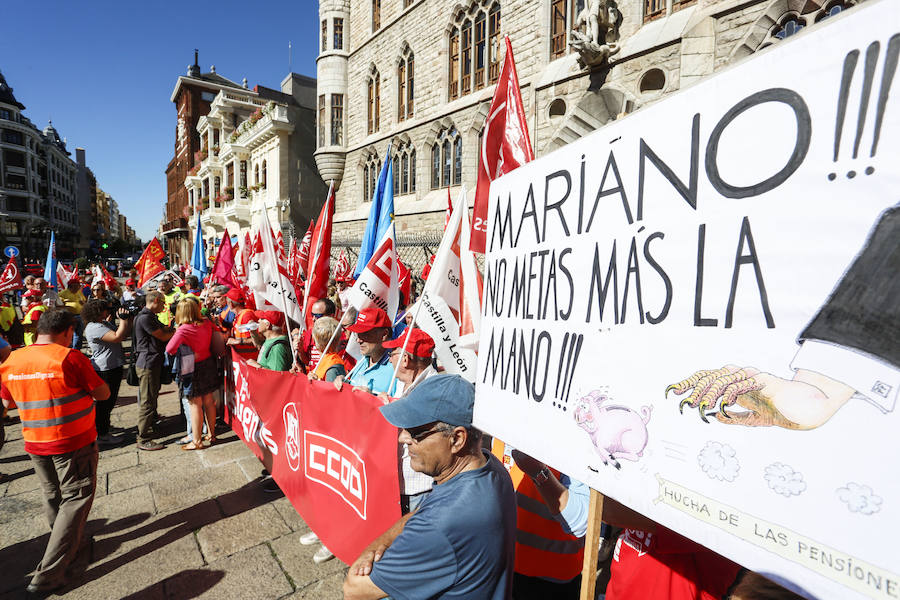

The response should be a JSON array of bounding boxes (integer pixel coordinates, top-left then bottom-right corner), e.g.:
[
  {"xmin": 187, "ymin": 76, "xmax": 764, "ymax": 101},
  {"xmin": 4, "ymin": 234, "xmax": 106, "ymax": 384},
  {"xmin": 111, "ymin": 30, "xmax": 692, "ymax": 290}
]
[
  {"xmin": 0, "ymin": 309, "xmax": 110, "ymax": 595},
  {"xmin": 225, "ymin": 289, "xmax": 259, "ymax": 360},
  {"xmin": 493, "ymin": 446, "xmax": 589, "ymax": 599}
]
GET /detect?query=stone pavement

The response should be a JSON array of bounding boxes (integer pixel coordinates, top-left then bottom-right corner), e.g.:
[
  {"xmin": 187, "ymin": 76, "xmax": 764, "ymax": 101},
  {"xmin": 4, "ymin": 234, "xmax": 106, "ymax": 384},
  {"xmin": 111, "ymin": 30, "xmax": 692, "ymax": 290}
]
[{"xmin": 0, "ymin": 380, "xmax": 347, "ymax": 599}]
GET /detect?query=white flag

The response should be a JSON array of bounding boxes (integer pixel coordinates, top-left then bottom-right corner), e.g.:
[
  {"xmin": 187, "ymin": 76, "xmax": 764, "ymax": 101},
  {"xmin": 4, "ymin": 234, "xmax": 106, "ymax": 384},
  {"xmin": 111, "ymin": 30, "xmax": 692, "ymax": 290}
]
[
  {"xmin": 416, "ymin": 187, "xmax": 479, "ymax": 382},
  {"xmin": 347, "ymin": 222, "xmax": 401, "ymax": 321},
  {"xmin": 248, "ymin": 211, "xmax": 304, "ymax": 324}
]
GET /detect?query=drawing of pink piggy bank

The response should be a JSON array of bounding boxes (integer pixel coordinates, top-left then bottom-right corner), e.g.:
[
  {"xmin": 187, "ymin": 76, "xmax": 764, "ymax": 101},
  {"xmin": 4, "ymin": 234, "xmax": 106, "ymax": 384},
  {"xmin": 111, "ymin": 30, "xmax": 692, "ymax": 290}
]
[{"xmin": 573, "ymin": 391, "xmax": 652, "ymax": 470}]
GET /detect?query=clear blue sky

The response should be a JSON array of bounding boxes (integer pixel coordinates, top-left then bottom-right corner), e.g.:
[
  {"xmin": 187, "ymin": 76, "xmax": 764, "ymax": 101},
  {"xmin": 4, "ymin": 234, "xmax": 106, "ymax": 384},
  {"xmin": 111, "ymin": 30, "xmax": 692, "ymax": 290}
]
[{"xmin": 1, "ymin": 0, "xmax": 319, "ymax": 245}]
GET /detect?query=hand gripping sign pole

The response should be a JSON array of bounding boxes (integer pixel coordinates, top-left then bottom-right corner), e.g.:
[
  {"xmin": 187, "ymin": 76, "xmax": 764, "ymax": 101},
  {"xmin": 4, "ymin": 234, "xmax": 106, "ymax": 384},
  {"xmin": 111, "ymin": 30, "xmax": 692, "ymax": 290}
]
[{"xmin": 386, "ymin": 299, "xmax": 427, "ymax": 395}]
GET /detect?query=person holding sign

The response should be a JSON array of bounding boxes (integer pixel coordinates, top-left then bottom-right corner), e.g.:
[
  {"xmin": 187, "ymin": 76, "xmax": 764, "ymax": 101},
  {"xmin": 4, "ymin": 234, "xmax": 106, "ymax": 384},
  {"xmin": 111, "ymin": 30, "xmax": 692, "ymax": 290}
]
[{"xmin": 344, "ymin": 375, "xmax": 516, "ymax": 600}]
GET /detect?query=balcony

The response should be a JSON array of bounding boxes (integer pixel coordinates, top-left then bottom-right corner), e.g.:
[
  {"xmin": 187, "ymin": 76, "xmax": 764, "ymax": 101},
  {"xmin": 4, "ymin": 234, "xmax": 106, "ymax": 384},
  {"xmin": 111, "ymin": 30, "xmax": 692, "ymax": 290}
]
[
  {"xmin": 227, "ymin": 103, "xmax": 293, "ymax": 152},
  {"xmin": 163, "ymin": 217, "xmax": 189, "ymax": 234}
]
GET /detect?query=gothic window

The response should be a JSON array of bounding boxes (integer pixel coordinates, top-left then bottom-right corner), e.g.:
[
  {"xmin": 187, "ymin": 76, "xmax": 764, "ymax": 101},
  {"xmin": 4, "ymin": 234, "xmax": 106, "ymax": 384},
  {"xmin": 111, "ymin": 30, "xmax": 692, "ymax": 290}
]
[
  {"xmin": 551, "ymin": 0, "xmax": 567, "ymax": 59},
  {"xmin": 331, "ymin": 94, "xmax": 344, "ymax": 145},
  {"xmin": 367, "ymin": 69, "xmax": 381, "ymax": 134},
  {"xmin": 334, "ymin": 18, "xmax": 344, "ymax": 49},
  {"xmin": 644, "ymin": 0, "xmax": 665, "ymax": 22},
  {"xmin": 318, "ymin": 95, "xmax": 326, "ymax": 147},
  {"xmin": 240, "ymin": 161, "xmax": 247, "ymax": 189},
  {"xmin": 448, "ymin": 2, "xmax": 500, "ymax": 100},
  {"xmin": 774, "ymin": 16, "xmax": 805, "ymax": 40},
  {"xmin": 393, "ymin": 155, "xmax": 400, "ymax": 192},
  {"xmin": 322, "ymin": 20, "xmax": 328, "ymax": 52},
  {"xmin": 372, "ymin": 0, "xmax": 381, "ymax": 32},
  {"xmin": 815, "ymin": 0, "xmax": 852, "ymax": 22},
  {"xmin": 394, "ymin": 142, "xmax": 416, "ymax": 195},
  {"xmin": 431, "ymin": 127, "xmax": 461, "ymax": 189},
  {"xmin": 214, "ymin": 176, "xmax": 221, "ymax": 198},
  {"xmin": 449, "ymin": 29, "xmax": 460, "ymax": 100},
  {"xmin": 398, "ymin": 47, "xmax": 415, "ymax": 121},
  {"xmin": 262, "ymin": 160, "xmax": 267, "ymax": 188},
  {"xmin": 254, "ymin": 164, "xmax": 259, "ymax": 185},
  {"xmin": 363, "ymin": 152, "xmax": 381, "ymax": 202},
  {"xmin": 488, "ymin": 4, "xmax": 501, "ymax": 82}
]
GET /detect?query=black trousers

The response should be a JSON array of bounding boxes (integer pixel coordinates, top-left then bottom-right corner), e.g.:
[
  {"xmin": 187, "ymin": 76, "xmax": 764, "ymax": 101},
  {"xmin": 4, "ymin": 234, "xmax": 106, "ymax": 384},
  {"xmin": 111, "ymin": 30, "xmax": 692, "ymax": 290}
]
[
  {"xmin": 513, "ymin": 572, "xmax": 582, "ymax": 600},
  {"xmin": 94, "ymin": 366, "xmax": 123, "ymax": 436}
]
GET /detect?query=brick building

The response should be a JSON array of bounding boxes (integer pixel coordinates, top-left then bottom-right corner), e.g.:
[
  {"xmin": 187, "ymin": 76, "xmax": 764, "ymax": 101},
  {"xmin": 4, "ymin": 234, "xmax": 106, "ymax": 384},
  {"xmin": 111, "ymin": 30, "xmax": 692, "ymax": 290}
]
[
  {"xmin": 162, "ymin": 51, "xmax": 251, "ymax": 264},
  {"xmin": 314, "ymin": 0, "xmax": 860, "ymax": 247}
]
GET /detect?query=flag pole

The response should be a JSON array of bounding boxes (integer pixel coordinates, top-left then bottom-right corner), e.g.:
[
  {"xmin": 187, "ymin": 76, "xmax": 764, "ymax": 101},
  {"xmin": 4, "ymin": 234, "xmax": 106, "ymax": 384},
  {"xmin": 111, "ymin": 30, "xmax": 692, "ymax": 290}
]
[
  {"xmin": 387, "ymin": 296, "xmax": 426, "ymax": 396},
  {"xmin": 300, "ymin": 180, "xmax": 334, "ymax": 331},
  {"xmin": 261, "ymin": 210, "xmax": 301, "ymax": 368}
]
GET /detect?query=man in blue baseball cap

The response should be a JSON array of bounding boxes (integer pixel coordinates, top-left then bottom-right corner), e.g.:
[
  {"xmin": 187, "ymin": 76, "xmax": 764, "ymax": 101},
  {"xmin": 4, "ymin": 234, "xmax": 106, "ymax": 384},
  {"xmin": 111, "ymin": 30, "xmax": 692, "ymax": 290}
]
[{"xmin": 343, "ymin": 374, "xmax": 517, "ymax": 600}]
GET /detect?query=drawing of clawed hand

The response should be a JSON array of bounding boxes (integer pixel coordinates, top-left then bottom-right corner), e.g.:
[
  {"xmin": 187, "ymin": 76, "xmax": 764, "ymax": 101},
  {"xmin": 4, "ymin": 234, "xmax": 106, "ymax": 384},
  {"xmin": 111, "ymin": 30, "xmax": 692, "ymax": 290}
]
[{"xmin": 665, "ymin": 365, "xmax": 855, "ymax": 430}]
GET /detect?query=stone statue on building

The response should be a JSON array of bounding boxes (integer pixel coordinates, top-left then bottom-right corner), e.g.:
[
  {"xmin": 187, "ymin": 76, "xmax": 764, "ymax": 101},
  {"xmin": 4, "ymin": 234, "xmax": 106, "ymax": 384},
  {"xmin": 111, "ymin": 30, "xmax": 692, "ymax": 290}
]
[{"xmin": 570, "ymin": 0, "xmax": 622, "ymax": 69}]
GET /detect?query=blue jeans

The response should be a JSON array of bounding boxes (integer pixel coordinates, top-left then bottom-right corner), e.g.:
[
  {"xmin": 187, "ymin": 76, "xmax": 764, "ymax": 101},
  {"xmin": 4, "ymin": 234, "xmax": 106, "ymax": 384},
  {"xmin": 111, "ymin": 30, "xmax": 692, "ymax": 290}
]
[{"xmin": 71, "ymin": 316, "xmax": 83, "ymax": 349}]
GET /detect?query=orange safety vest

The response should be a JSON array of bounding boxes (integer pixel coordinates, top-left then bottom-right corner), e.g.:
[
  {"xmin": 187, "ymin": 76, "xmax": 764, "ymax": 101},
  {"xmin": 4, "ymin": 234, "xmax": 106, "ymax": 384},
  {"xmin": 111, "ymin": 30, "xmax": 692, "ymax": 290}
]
[
  {"xmin": 492, "ymin": 440, "xmax": 585, "ymax": 582},
  {"xmin": 231, "ymin": 308, "xmax": 259, "ymax": 360},
  {"xmin": 313, "ymin": 352, "xmax": 345, "ymax": 380},
  {"xmin": 0, "ymin": 344, "xmax": 96, "ymax": 445}
]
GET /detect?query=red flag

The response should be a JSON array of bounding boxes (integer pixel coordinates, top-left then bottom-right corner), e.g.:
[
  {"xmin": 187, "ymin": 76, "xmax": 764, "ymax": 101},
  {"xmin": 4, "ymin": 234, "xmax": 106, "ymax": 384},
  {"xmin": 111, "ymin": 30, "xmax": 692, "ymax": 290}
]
[
  {"xmin": 397, "ymin": 257, "xmax": 411, "ymax": 306},
  {"xmin": 287, "ymin": 236, "xmax": 299, "ymax": 284},
  {"xmin": 302, "ymin": 184, "xmax": 335, "ymax": 329},
  {"xmin": 211, "ymin": 230, "xmax": 238, "ymax": 288},
  {"xmin": 470, "ymin": 36, "xmax": 534, "ymax": 254},
  {"xmin": 275, "ymin": 229, "xmax": 286, "ymax": 264},
  {"xmin": 135, "ymin": 238, "xmax": 165, "ymax": 273},
  {"xmin": 444, "ymin": 186, "xmax": 453, "ymax": 231},
  {"xmin": 298, "ymin": 220, "xmax": 314, "ymax": 278},
  {"xmin": 0, "ymin": 256, "xmax": 23, "ymax": 294},
  {"xmin": 334, "ymin": 249, "xmax": 352, "ymax": 282}
]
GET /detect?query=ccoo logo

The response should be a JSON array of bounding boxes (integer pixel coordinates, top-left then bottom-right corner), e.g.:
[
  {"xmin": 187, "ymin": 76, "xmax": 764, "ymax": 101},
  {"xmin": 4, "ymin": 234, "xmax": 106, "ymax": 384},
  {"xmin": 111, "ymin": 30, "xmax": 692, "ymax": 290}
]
[
  {"xmin": 283, "ymin": 402, "xmax": 302, "ymax": 472},
  {"xmin": 304, "ymin": 431, "xmax": 368, "ymax": 519}
]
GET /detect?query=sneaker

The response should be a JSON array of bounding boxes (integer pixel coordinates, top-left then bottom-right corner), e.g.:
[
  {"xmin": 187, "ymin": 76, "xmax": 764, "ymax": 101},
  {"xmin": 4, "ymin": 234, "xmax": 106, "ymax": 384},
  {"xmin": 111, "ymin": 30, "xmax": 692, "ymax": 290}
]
[
  {"xmin": 262, "ymin": 478, "xmax": 281, "ymax": 494},
  {"xmin": 97, "ymin": 434, "xmax": 118, "ymax": 448},
  {"xmin": 137, "ymin": 440, "xmax": 165, "ymax": 451},
  {"xmin": 299, "ymin": 531, "xmax": 320, "ymax": 546},
  {"xmin": 312, "ymin": 545, "xmax": 334, "ymax": 564}
]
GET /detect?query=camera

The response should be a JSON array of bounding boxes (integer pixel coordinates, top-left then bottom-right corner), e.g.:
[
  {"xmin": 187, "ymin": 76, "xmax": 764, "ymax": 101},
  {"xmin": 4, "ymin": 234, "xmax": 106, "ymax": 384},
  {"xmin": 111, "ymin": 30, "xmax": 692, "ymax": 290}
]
[{"xmin": 119, "ymin": 298, "xmax": 144, "ymax": 319}]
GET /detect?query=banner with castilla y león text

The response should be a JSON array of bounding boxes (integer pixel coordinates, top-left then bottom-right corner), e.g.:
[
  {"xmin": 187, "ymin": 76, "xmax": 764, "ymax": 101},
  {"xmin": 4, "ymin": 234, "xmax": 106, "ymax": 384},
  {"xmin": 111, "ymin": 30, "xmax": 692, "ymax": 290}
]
[{"xmin": 225, "ymin": 352, "xmax": 401, "ymax": 563}]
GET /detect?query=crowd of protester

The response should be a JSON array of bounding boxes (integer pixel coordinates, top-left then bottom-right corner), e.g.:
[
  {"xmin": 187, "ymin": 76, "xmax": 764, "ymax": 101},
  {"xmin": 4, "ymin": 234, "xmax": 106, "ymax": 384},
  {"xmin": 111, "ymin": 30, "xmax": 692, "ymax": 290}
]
[{"xmin": 0, "ymin": 262, "xmax": 809, "ymax": 599}]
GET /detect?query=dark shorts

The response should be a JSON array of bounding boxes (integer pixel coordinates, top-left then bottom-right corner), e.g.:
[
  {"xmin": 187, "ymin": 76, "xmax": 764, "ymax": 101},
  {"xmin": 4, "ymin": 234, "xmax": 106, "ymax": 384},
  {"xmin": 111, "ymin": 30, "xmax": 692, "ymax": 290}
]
[{"xmin": 190, "ymin": 357, "xmax": 221, "ymax": 398}]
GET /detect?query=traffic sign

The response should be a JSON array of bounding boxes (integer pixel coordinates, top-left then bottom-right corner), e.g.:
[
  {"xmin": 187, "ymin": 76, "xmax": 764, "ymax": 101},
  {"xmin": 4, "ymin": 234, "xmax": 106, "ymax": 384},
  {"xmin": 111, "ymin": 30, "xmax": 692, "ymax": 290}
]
[{"xmin": 3, "ymin": 246, "xmax": 18, "ymax": 258}]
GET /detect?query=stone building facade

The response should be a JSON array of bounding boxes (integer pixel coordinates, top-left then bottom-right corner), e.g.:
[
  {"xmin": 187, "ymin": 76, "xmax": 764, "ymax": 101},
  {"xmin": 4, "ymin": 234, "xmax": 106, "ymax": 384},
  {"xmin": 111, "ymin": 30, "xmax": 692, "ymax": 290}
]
[
  {"xmin": 0, "ymin": 70, "xmax": 80, "ymax": 259},
  {"xmin": 314, "ymin": 0, "xmax": 860, "ymax": 243}
]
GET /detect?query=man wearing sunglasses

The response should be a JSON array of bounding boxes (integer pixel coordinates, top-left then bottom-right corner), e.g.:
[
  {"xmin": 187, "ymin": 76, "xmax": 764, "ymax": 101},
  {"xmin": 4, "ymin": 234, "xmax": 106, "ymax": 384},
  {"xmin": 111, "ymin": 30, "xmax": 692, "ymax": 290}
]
[{"xmin": 344, "ymin": 375, "xmax": 516, "ymax": 600}]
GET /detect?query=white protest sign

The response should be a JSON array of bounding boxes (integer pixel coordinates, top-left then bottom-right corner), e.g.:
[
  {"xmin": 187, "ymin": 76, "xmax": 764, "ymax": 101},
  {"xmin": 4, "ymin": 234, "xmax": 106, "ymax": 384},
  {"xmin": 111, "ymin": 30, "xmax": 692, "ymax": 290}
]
[{"xmin": 474, "ymin": 3, "xmax": 900, "ymax": 599}]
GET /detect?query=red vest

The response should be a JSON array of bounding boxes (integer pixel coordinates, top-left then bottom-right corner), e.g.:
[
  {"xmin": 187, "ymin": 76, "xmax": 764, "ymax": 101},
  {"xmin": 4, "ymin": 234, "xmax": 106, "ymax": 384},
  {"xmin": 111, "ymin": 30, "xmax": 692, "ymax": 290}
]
[
  {"xmin": 493, "ymin": 440, "xmax": 585, "ymax": 582},
  {"xmin": 0, "ymin": 344, "xmax": 96, "ymax": 448}
]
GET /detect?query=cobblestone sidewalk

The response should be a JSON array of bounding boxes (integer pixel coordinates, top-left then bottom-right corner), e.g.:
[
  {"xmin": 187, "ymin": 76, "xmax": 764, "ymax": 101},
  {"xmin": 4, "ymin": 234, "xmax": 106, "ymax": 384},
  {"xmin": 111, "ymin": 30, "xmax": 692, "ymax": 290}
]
[{"xmin": 0, "ymin": 381, "xmax": 347, "ymax": 599}]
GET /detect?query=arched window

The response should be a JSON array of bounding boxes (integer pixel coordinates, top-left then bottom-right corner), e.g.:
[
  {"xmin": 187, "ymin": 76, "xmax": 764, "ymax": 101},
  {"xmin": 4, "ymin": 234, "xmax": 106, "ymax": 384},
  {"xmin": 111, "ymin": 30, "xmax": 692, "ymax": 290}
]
[
  {"xmin": 254, "ymin": 164, "xmax": 259, "ymax": 185},
  {"xmin": 363, "ymin": 152, "xmax": 381, "ymax": 202},
  {"xmin": 394, "ymin": 142, "xmax": 416, "ymax": 195},
  {"xmin": 239, "ymin": 161, "xmax": 247, "ymax": 191},
  {"xmin": 448, "ymin": 2, "xmax": 500, "ymax": 100},
  {"xmin": 431, "ymin": 127, "xmax": 461, "ymax": 189},
  {"xmin": 398, "ymin": 47, "xmax": 415, "ymax": 121},
  {"xmin": 262, "ymin": 160, "xmax": 267, "ymax": 188},
  {"xmin": 214, "ymin": 176, "xmax": 221, "ymax": 198},
  {"xmin": 367, "ymin": 68, "xmax": 381, "ymax": 134}
]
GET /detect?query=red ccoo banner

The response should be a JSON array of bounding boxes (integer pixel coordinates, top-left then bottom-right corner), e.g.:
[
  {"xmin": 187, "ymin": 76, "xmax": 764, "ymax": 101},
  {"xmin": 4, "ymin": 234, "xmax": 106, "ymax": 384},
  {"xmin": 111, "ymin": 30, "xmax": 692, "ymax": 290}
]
[{"xmin": 224, "ymin": 352, "xmax": 401, "ymax": 564}]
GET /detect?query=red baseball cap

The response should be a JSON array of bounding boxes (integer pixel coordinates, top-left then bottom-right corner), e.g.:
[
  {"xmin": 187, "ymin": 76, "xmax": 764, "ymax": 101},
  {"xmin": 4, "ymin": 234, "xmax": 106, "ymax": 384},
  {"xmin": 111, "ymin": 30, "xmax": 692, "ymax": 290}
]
[
  {"xmin": 382, "ymin": 328, "xmax": 435, "ymax": 359},
  {"xmin": 254, "ymin": 310, "xmax": 285, "ymax": 327},
  {"xmin": 23, "ymin": 289, "xmax": 42, "ymax": 299},
  {"xmin": 346, "ymin": 307, "xmax": 391, "ymax": 333},
  {"xmin": 125, "ymin": 278, "xmax": 136, "ymax": 286},
  {"xmin": 226, "ymin": 288, "xmax": 245, "ymax": 303}
]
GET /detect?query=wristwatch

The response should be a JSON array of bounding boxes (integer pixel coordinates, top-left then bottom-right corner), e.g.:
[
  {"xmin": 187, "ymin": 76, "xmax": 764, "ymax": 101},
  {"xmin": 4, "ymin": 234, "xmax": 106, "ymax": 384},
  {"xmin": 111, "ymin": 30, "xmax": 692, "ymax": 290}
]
[{"xmin": 533, "ymin": 467, "xmax": 552, "ymax": 485}]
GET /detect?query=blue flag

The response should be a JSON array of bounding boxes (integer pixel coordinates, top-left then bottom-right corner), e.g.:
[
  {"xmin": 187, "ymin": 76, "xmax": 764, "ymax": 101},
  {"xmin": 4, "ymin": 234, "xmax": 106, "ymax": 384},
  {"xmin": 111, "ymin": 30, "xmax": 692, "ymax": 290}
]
[
  {"xmin": 43, "ymin": 231, "xmax": 58, "ymax": 288},
  {"xmin": 191, "ymin": 211, "xmax": 207, "ymax": 280},
  {"xmin": 354, "ymin": 144, "xmax": 394, "ymax": 277}
]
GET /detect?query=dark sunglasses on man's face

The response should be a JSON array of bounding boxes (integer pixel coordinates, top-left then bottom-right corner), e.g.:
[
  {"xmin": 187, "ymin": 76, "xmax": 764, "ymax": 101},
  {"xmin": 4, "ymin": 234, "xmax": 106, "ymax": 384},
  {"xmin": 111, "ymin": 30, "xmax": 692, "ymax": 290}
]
[
  {"xmin": 311, "ymin": 312, "xmax": 324, "ymax": 319},
  {"xmin": 405, "ymin": 424, "xmax": 450, "ymax": 444}
]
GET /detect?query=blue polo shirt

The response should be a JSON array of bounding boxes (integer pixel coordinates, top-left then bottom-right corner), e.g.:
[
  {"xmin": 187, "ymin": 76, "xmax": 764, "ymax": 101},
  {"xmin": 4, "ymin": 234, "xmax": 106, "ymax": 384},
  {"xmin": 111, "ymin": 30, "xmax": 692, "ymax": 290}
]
[
  {"xmin": 369, "ymin": 451, "xmax": 517, "ymax": 600},
  {"xmin": 345, "ymin": 351, "xmax": 396, "ymax": 395}
]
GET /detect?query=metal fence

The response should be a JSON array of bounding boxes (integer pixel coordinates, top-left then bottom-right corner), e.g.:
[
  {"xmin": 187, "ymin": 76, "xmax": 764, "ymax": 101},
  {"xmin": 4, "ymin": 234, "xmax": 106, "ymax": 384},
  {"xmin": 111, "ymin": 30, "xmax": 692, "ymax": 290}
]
[{"xmin": 329, "ymin": 232, "xmax": 444, "ymax": 295}]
